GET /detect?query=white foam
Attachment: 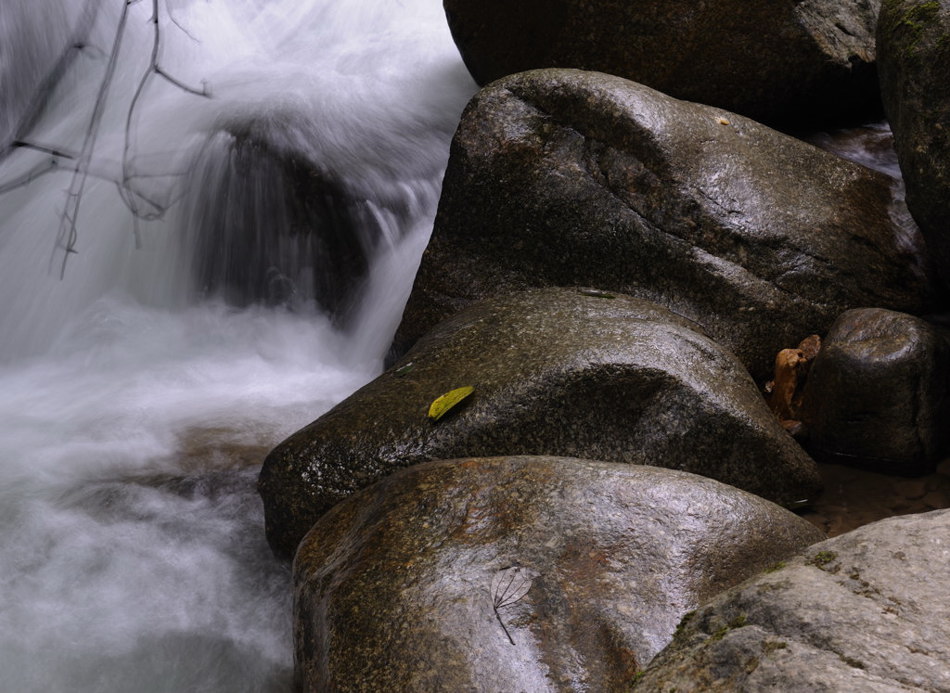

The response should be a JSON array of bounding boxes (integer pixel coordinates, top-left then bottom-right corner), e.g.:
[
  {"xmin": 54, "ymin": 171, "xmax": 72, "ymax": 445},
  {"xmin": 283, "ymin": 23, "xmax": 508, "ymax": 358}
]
[{"xmin": 0, "ymin": 0, "xmax": 475, "ymax": 688}]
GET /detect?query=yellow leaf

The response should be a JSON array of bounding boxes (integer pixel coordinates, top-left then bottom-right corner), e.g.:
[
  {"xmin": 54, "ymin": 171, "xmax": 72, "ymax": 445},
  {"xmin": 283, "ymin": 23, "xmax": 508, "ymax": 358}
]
[{"xmin": 428, "ymin": 386, "xmax": 474, "ymax": 421}]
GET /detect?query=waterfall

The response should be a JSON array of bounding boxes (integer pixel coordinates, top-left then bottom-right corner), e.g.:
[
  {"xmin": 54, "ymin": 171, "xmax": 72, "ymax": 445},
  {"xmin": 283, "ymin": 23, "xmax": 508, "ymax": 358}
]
[{"xmin": 0, "ymin": 0, "xmax": 475, "ymax": 689}]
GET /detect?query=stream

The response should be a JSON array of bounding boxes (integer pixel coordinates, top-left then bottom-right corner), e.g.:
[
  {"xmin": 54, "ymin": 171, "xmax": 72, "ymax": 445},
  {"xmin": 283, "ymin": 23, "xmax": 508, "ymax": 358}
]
[{"xmin": 0, "ymin": 0, "xmax": 473, "ymax": 689}]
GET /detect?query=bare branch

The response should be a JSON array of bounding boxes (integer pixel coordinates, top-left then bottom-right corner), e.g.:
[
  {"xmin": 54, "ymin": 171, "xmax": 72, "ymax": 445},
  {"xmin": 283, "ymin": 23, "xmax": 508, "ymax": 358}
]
[
  {"xmin": 0, "ymin": 0, "xmax": 213, "ymax": 277},
  {"xmin": 155, "ymin": 67, "xmax": 210, "ymax": 97},
  {"xmin": 0, "ymin": 160, "xmax": 59, "ymax": 195},
  {"xmin": 167, "ymin": 8, "xmax": 199, "ymax": 42},
  {"xmin": 12, "ymin": 140, "xmax": 78, "ymax": 159},
  {"xmin": 121, "ymin": 0, "xmax": 209, "ymax": 221},
  {"xmin": 53, "ymin": 0, "xmax": 136, "ymax": 277},
  {"xmin": 0, "ymin": 0, "xmax": 100, "ymax": 166}
]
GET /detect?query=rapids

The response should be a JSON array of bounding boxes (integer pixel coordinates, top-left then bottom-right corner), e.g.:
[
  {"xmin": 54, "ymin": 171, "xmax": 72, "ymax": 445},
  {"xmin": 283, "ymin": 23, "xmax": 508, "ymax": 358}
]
[{"xmin": 0, "ymin": 0, "xmax": 474, "ymax": 689}]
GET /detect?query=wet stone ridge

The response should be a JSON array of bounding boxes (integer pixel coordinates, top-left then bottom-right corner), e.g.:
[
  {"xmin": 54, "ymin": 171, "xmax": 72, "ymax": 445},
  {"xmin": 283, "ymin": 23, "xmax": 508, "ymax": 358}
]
[
  {"xmin": 259, "ymin": 287, "xmax": 820, "ymax": 558},
  {"xmin": 394, "ymin": 69, "xmax": 933, "ymax": 381},
  {"xmin": 293, "ymin": 456, "xmax": 824, "ymax": 692}
]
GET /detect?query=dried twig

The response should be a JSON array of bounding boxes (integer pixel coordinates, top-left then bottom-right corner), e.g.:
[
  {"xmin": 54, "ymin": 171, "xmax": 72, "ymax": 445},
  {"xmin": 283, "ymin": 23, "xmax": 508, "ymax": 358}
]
[
  {"xmin": 120, "ymin": 0, "xmax": 209, "ymax": 246},
  {"xmin": 52, "ymin": 0, "xmax": 135, "ymax": 276},
  {"xmin": 0, "ymin": 156, "xmax": 132, "ymax": 196}
]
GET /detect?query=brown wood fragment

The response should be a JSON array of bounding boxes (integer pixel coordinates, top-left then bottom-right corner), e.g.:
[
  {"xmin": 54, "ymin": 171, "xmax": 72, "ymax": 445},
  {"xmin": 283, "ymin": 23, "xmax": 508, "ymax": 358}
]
[{"xmin": 765, "ymin": 335, "xmax": 822, "ymax": 429}]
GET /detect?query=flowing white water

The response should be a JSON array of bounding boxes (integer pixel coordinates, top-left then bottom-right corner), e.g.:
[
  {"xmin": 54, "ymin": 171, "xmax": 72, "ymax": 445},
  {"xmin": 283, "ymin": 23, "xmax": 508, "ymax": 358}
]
[{"xmin": 0, "ymin": 1, "xmax": 474, "ymax": 690}]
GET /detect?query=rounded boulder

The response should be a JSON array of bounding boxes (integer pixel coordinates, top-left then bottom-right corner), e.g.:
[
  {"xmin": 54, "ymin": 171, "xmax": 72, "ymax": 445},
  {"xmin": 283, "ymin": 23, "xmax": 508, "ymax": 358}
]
[{"xmin": 294, "ymin": 456, "xmax": 825, "ymax": 691}]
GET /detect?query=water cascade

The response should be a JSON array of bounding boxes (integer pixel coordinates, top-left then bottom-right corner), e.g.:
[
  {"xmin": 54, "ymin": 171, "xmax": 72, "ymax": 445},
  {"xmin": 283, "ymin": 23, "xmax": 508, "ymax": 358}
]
[{"xmin": 0, "ymin": 0, "xmax": 474, "ymax": 689}]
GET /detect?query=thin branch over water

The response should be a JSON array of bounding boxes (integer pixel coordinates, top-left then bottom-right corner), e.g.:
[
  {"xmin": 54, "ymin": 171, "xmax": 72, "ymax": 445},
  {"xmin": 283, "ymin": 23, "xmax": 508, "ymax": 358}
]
[{"xmin": 0, "ymin": 0, "xmax": 211, "ymax": 275}]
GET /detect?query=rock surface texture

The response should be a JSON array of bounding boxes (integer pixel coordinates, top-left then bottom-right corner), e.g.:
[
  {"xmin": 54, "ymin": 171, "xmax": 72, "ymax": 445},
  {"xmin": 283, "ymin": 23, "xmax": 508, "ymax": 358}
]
[
  {"xmin": 293, "ymin": 456, "xmax": 825, "ymax": 692},
  {"xmin": 878, "ymin": 0, "xmax": 950, "ymax": 289},
  {"xmin": 800, "ymin": 308, "xmax": 950, "ymax": 473},
  {"xmin": 442, "ymin": 0, "xmax": 882, "ymax": 126},
  {"xmin": 260, "ymin": 288, "xmax": 821, "ymax": 557},
  {"xmin": 633, "ymin": 509, "xmax": 950, "ymax": 692},
  {"xmin": 395, "ymin": 70, "xmax": 931, "ymax": 379}
]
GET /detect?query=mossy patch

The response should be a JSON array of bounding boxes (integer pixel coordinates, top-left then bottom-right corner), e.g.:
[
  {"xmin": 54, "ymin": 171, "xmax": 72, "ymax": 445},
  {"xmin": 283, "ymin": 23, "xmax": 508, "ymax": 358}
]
[
  {"xmin": 709, "ymin": 612, "xmax": 748, "ymax": 642},
  {"xmin": 807, "ymin": 550, "xmax": 838, "ymax": 570},
  {"xmin": 672, "ymin": 609, "xmax": 696, "ymax": 638},
  {"xmin": 884, "ymin": 0, "xmax": 944, "ymax": 58},
  {"xmin": 762, "ymin": 640, "xmax": 788, "ymax": 656}
]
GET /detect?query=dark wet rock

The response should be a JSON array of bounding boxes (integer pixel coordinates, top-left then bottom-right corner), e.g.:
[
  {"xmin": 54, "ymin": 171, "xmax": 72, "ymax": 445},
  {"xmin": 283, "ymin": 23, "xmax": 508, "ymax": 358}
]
[
  {"xmin": 182, "ymin": 129, "xmax": 401, "ymax": 319},
  {"xmin": 293, "ymin": 456, "xmax": 824, "ymax": 692},
  {"xmin": 633, "ymin": 509, "xmax": 950, "ymax": 692},
  {"xmin": 443, "ymin": 0, "xmax": 881, "ymax": 127},
  {"xmin": 799, "ymin": 308, "xmax": 950, "ymax": 474},
  {"xmin": 394, "ymin": 69, "xmax": 931, "ymax": 380},
  {"xmin": 878, "ymin": 0, "xmax": 950, "ymax": 289},
  {"xmin": 260, "ymin": 287, "xmax": 821, "ymax": 557}
]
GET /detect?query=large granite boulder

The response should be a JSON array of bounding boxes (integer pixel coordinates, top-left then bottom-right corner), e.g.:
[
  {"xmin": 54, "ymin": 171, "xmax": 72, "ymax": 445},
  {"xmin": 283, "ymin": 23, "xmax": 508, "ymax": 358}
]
[
  {"xmin": 394, "ymin": 70, "xmax": 932, "ymax": 381},
  {"xmin": 442, "ymin": 0, "xmax": 882, "ymax": 127},
  {"xmin": 878, "ymin": 0, "xmax": 950, "ymax": 288},
  {"xmin": 633, "ymin": 508, "xmax": 950, "ymax": 691},
  {"xmin": 260, "ymin": 288, "xmax": 821, "ymax": 557},
  {"xmin": 800, "ymin": 308, "xmax": 950, "ymax": 474},
  {"xmin": 294, "ymin": 456, "xmax": 825, "ymax": 691}
]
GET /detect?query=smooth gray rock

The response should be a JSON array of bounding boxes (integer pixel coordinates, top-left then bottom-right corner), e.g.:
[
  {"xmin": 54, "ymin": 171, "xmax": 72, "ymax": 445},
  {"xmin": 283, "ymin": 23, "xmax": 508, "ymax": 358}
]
[
  {"xmin": 443, "ymin": 0, "xmax": 882, "ymax": 127},
  {"xmin": 633, "ymin": 509, "xmax": 950, "ymax": 692},
  {"xmin": 878, "ymin": 0, "xmax": 950, "ymax": 289},
  {"xmin": 294, "ymin": 456, "xmax": 825, "ymax": 692},
  {"xmin": 800, "ymin": 308, "xmax": 950, "ymax": 473},
  {"xmin": 261, "ymin": 288, "xmax": 821, "ymax": 557},
  {"xmin": 394, "ymin": 69, "xmax": 932, "ymax": 381}
]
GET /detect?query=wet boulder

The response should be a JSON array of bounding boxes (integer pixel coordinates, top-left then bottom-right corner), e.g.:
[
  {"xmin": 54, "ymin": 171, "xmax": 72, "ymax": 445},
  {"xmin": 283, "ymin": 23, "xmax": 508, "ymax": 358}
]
[
  {"xmin": 260, "ymin": 287, "xmax": 821, "ymax": 557},
  {"xmin": 442, "ymin": 0, "xmax": 882, "ymax": 127},
  {"xmin": 293, "ymin": 456, "xmax": 825, "ymax": 692},
  {"xmin": 799, "ymin": 308, "xmax": 950, "ymax": 474},
  {"xmin": 394, "ymin": 70, "xmax": 931, "ymax": 380},
  {"xmin": 878, "ymin": 0, "xmax": 950, "ymax": 288},
  {"xmin": 633, "ymin": 509, "xmax": 950, "ymax": 692}
]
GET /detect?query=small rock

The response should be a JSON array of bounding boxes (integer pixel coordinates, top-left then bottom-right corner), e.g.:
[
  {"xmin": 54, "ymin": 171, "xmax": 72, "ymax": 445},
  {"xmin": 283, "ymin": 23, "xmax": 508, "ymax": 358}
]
[{"xmin": 799, "ymin": 307, "xmax": 950, "ymax": 474}]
